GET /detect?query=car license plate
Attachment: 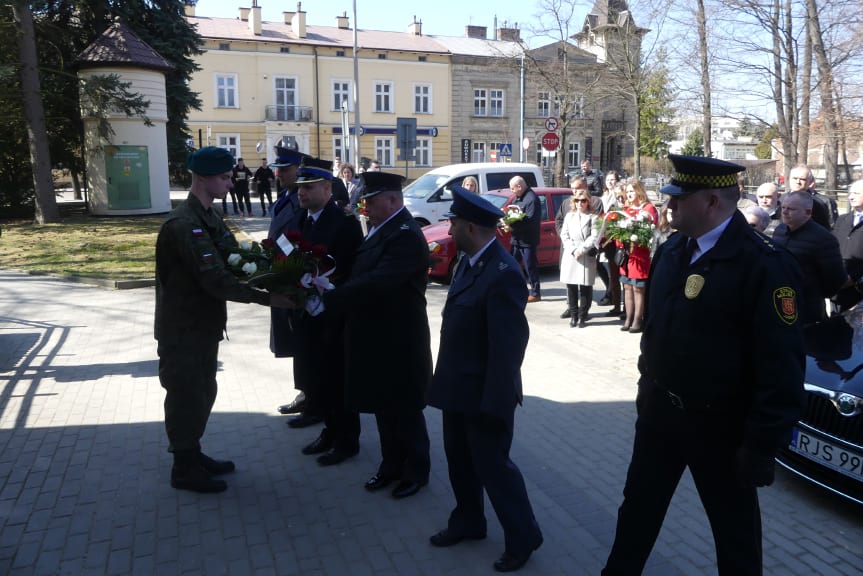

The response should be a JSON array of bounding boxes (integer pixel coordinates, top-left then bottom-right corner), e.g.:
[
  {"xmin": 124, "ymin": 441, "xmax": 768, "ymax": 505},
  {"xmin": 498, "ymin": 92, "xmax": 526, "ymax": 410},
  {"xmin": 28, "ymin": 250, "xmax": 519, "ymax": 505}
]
[{"xmin": 789, "ymin": 428, "xmax": 863, "ymax": 481}]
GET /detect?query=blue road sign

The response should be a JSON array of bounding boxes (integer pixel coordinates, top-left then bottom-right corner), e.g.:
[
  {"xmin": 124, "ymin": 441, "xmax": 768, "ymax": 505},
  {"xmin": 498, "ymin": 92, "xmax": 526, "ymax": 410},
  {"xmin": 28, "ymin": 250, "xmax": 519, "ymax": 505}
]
[{"xmin": 499, "ymin": 143, "xmax": 513, "ymax": 157}]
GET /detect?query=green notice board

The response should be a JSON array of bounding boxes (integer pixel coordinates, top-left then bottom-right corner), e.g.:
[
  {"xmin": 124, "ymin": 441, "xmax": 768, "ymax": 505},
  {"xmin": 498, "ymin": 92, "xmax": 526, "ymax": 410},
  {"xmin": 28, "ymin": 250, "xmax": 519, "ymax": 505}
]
[{"xmin": 105, "ymin": 145, "xmax": 151, "ymax": 210}]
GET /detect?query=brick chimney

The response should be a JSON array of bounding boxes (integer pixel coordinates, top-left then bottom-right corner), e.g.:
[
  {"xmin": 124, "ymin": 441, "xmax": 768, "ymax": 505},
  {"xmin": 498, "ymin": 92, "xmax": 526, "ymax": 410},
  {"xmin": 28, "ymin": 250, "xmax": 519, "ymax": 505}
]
[
  {"xmin": 184, "ymin": 4, "xmax": 195, "ymax": 17},
  {"xmin": 466, "ymin": 25, "xmax": 487, "ymax": 39},
  {"xmin": 239, "ymin": 7, "xmax": 250, "ymax": 21},
  {"xmin": 292, "ymin": 2, "xmax": 306, "ymax": 38},
  {"xmin": 497, "ymin": 23, "xmax": 520, "ymax": 42},
  {"xmin": 336, "ymin": 11, "xmax": 349, "ymax": 29},
  {"xmin": 408, "ymin": 16, "xmax": 422, "ymax": 36},
  {"xmin": 249, "ymin": 5, "xmax": 262, "ymax": 35}
]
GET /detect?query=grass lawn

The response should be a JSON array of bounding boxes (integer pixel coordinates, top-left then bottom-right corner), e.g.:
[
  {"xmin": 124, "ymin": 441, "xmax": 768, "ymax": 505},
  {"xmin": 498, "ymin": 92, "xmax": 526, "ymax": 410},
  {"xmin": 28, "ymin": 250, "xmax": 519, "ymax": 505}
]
[{"xmin": 2, "ymin": 215, "xmax": 165, "ymax": 280}]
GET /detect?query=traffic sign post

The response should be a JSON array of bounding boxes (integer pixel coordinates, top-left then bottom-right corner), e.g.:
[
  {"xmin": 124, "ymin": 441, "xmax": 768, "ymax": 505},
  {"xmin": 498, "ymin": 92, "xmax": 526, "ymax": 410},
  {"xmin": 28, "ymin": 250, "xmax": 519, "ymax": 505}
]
[{"xmin": 541, "ymin": 132, "xmax": 560, "ymax": 151}]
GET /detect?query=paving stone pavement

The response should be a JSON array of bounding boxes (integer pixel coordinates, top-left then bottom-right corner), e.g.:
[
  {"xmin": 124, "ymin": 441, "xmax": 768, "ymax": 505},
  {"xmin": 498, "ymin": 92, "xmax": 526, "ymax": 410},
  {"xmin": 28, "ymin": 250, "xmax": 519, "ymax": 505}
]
[{"xmin": 1, "ymin": 222, "xmax": 862, "ymax": 574}]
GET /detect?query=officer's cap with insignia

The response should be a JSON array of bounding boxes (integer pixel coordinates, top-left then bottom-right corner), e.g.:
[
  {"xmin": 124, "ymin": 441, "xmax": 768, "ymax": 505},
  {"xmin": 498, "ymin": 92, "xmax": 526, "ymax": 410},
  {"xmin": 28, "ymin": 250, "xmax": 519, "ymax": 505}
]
[
  {"xmin": 444, "ymin": 186, "xmax": 504, "ymax": 228},
  {"xmin": 187, "ymin": 146, "xmax": 235, "ymax": 175},
  {"xmin": 660, "ymin": 154, "xmax": 746, "ymax": 196},
  {"xmin": 270, "ymin": 147, "xmax": 309, "ymax": 169},
  {"xmin": 359, "ymin": 172, "xmax": 405, "ymax": 199},
  {"xmin": 295, "ymin": 157, "xmax": 335, "ymax": 184}
]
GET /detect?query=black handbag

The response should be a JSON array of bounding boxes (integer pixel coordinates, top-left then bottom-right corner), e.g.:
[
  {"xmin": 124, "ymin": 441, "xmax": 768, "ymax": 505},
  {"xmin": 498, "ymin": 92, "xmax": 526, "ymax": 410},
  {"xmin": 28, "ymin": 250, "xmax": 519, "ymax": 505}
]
[
  {"xmin": 613, "ymin": 246, "xmax": 629, "ymax": 267},
  {"xmin": 585, "ymin": 245, "xmax": 598, "ymax": 258}
]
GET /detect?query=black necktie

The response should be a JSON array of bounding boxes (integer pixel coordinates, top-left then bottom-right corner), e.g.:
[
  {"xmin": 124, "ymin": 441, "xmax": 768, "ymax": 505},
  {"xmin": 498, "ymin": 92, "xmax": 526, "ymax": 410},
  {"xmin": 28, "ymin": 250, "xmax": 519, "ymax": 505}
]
[
  {"xmin": 302, "ymin": 214, "xmax": 315, "ymax": 236},
  {"xmin": 682, "ymin": 238, "xmax": 697, "ymax": 266}
]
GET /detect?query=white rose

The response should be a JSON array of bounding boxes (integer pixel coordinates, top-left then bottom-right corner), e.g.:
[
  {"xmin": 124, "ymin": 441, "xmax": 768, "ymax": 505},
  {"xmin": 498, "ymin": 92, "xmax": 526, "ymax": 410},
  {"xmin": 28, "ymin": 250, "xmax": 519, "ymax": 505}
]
[
  {"xmin": 630, "ymin": 234, "xmax": 639, "ymax": 242},
  {"xmin": 238, "ymin": 240, "xmax": 252, "ymax": 251},
  {"xmin": 620, "ymin": 220, "xmax": 630, "ymax": 229},
  {"xmin": 242, "ymin": 262, "xmax": 257, "ymax": 276},
  {"xmin": 227, "ymin": 253, "xmax": 242, "ymax": 266}
]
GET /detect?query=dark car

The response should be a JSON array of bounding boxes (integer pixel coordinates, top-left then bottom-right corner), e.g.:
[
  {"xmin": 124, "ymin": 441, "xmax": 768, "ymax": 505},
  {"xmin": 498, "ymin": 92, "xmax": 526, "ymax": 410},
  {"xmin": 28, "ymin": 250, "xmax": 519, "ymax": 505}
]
[
  {"xmin": 776, "ymin": 306, "xmax": 863, "ymax": 504},
  {"xmin": 424, "ymin": 187, "xmax": 571, "ymax": 283}
]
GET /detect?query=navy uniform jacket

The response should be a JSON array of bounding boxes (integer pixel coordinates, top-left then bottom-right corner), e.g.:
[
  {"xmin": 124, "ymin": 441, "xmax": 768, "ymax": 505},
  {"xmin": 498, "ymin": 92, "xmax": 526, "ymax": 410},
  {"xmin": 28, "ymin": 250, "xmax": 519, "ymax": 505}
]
[
  {"xmin": 640, "ymin": 211, "xmax": 805, "ymax": 456},
  {"xmin": 324, "ymin": 207, "xmax": 432, "ymax": 413},
  {"xmin": 428, "ymin": 240, "xmax": 529, "ymax": 421},
  {"xmin": 155, "ymin": 194, "xmax": 269, "ymax": 346},
  {"xmin": 509, "ymin": 188, "xmax": 541, "ymax": 247},
  {"xmin": 268, "ymin": 187, "xmax": 303, "ymax": 357}
]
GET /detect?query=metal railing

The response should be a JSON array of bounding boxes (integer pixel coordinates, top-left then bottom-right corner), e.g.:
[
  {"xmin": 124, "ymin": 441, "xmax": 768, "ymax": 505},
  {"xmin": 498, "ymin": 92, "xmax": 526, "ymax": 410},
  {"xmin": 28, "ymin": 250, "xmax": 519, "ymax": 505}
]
[{"xmin": 264, "ymin": 105, "xmax": 313, "ymax": 122}]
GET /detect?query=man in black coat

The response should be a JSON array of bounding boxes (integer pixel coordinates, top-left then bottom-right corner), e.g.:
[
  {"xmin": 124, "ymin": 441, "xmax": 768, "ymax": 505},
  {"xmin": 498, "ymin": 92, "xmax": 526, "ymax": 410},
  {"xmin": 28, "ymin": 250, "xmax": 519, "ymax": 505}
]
[
  {"xmin": 428, "ymin": 187, "xmax": 543, "ymax": 573},
  {"xmin": 323, "ymin": 171, "xmax": 432, "ymax": 499},
  {"xmin": 788, "ymin": 164, "xmax": 838, "ymax": 230},
  {"xmin": 754, "ymin": 182, "xmax": 781, "ymax": 236},
  {"xmin": 579, "ymin": 159, "xmax": 604, "ymax": 197},
  {"xmin": 290, "ymin": 158, "xmax": 364, "ymax": 465},
  {"xmin": 508, "ymin": 176, "xmax": 542, "ymax": 302},
  {"xmin": 832, "ymin": 180, "xmax": 863, "ymax": 309},
  {"xmin": 603, "ymin": 155, "xmax": 805, "ymax": 576},
  {"xmin": 772, "ymin": 190, "xmax": 849, "ymax": 325}
]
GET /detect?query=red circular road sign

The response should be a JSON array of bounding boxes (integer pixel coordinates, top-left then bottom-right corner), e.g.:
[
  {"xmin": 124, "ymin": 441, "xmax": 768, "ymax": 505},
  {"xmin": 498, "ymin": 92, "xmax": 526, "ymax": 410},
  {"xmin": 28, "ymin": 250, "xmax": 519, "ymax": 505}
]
[{"xmin": 541, "ymin": 132, "xmax": 560, "ymax": 151}]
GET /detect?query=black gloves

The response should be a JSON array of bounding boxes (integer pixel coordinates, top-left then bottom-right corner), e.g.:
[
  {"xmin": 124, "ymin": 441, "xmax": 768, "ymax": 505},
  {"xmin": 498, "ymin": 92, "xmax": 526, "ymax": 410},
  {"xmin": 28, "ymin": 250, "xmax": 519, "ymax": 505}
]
[{"xmin": 736, "ymin": 446, "xmax": 776, "ymax": 488}]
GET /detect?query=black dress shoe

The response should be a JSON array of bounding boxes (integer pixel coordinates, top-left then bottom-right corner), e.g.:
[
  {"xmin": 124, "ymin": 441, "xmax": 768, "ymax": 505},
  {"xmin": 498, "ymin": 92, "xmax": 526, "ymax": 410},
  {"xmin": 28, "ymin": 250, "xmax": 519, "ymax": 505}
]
[
  {"xmin": 301, "ymin": 431, "xmax": 333, "ymax": 455},
  {"xmin": 364, "ymin": 474, "xmax": 394, "ymax": 492},
  {"xmin": 569, "ymin": 317, "xmax": 577, "ymax": 328},
  {"xmin": 287, "ymin": 413, "xmax": 323, "ymax": 429},
  {"xmin": 392, "ymin": 479, "xmax": 427, "ymax": 499},
  {"xmin": 629, "ymin": 326, "xmax": 643, "ymax": 334},
  {"xmin": 198, "ymin": 452, "xmax": 236, "ymax": 475},
  {"xmin": 171, "ymin": 465, "xmax": 227, "ymax": 493},
  {"xmin": 559, "ymin": 309, "xmax": 571, "ymax": 319},
  {"xmin": 278, "ymin": 396, "xmax": 306, "ymax": 415},
  {"xmin": 317, "ymin": 447, "xmax": 359, "ymax": 466},
  {"xmin": 493, "ymin": 549, "xmax": 535, "ymax": 572},
  {"xmin": 578, "ymin": 319, "xmax": 587, "ymax": 328},
  {"xmin": 429, "ymin": 528, "xmax": 486, "ymax": 547},
  {"xmin": 604, "ymin": 308, "xmax": 621, "ymax": 317}
]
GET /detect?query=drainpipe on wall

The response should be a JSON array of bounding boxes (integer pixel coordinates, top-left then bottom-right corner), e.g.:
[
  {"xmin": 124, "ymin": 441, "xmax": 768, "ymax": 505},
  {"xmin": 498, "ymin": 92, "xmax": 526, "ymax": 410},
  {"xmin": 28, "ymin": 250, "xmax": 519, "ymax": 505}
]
[{"xmin": 313, "ymin": 46, "xmax": 320, "ymax": 157}]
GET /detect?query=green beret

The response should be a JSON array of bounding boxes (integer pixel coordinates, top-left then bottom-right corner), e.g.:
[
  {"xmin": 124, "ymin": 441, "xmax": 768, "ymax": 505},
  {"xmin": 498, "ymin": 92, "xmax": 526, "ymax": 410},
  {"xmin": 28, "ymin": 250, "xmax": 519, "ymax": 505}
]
[{"xmin": 187, "ymin": 146, "xmax": 234, "ymax": 175}]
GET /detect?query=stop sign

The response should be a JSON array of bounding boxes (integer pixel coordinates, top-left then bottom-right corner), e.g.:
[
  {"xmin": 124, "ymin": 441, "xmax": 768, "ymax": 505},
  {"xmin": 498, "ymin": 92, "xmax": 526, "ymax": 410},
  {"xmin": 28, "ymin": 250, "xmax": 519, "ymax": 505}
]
[{"xmin": 541, "ymin": 132, "xmax": 560, "ymax": 151}]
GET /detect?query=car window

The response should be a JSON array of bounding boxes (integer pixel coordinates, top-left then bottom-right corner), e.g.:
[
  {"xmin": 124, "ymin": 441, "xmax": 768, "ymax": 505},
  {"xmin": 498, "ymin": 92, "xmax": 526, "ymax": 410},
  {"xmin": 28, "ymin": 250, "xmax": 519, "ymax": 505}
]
[
  {"xmin": 479, "ymin": 194, "xmax": 509, "ymax": 210},
  {"xmin": 403, "ymin": 172, "xmax": 452, "ymax": 199},
  {"xmin": 537, "ymin": 195, "xmax": 548, "ymax": 221},
  {"xmin": 521, "ymin": 172, "xmax": 539, "ymax": 188},
  {"xmin": 551, "ymin": 193, "xmax": 568, "ymax": 217},
  {"xmin": 485, "ymin": 171, "xmax": 540, "ymax": 192}
]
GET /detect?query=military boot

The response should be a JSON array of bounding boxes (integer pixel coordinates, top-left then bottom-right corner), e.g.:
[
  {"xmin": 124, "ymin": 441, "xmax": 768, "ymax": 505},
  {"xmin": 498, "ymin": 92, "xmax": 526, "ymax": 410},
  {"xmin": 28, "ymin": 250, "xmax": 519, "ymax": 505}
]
[
  {"xmin": 171, "ymin": 450, "xmax": 227, "ymax": 493},
  {"xmin": 198, "ymin": 451, "xmax": 236, "ymax": 475}
]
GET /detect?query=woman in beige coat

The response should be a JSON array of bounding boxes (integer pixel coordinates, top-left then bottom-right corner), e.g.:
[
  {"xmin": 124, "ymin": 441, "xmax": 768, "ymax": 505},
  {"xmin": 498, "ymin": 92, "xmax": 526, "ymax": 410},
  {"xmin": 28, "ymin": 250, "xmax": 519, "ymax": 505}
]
[{"xmin": 559, "ymin": 188, "xmax": 599, "ymax": 327}]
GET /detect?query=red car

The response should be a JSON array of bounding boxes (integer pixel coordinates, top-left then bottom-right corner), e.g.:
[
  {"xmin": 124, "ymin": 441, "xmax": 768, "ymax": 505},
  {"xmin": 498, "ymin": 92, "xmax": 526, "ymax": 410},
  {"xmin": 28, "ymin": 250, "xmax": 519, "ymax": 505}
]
[{"xmin": 424, "ymin": 187, "xmax": 572, "ymax": 283}]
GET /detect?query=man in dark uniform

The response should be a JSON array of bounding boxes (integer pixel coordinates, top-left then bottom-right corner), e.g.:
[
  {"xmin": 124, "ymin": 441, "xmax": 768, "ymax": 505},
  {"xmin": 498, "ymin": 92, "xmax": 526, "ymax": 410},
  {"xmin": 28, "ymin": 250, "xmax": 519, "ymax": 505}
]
[
  {"xmin": 602, "ymin": 154, "xmax": 806, "ymax": 576},
  {"xmin": 508, "ymin": 175, "xmax": 542, "ymax": 303},
  {"xmin": 266, "ymin": 147, "xmax": 321, "ymax": 427},
  {"xmin": 323, "ymin": 171, "xmax": 432, "ymax": 499},
  {"xmin": 253, "ymin": 158, "xmax": 275, "ymax": 217},
  {"xmin": 788, "ymin": 164, "xmax": 838, "ymax": 230},
  {"xmin": 155, "ymin": 146, "xmax": 291, "ymax": 493},
  {"xmin": 579, "ymin": 159, "xmax": 604, "ymax": 197},
  {"xmin": 428, "ymin": 187, "xmax": 543, "ymax": 573},
  {"xmin": 231, "ymin": 158, "xmax": 254, "ymax": 217},
  {"xmin": 290, "ymin": 158, "xmax": 364, "ymax": 466}
]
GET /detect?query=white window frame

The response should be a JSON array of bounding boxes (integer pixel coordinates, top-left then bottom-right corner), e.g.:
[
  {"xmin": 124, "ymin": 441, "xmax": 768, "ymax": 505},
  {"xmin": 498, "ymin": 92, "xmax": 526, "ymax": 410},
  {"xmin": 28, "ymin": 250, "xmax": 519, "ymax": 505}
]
[
  {"xmin": 413, "ymin": 83, "xmax": 432, "ymax": 114},
  {"xmin": 489, "ymin": 89, "xmax": 504, "ymax": 117},
  {"xmin": 374, "ymin": 81, "xmax": 394, "ymax": 113},
  {"xmin": 415, "ymin": 138, "xmax": 432, "ymax": 167},
  {"xmin": 568, "ymin": 143, "xmax": 580, "ymax": 168},
  {"xmin": 216, "ymin": 134, "xmax": 240, "ymax": 158},
  {"xmin": 474, "ymin": 89, "xmax": 487, "ymax": 117},
  {"xmin": 537, "ymin": 91, "xmax": 550, "ymax": 117},
  {"xmin": 375, "ymin": 137, "xmax": 394, "ymax": 166},
  {"xmin": 332, "ymin": 79, "xmax": 353, "ymax": 112},
  {"xmin": 333, "ymin": 136, "xmax": 351, "ymax": 164},
  {"xmin": 215, "ymin": 74, "xmax": 238, "ymax": 108},
  {"xmin": 472, "ymin": 141, "xmax": 486, "ymax": 163},
  {"xmin": 273, "ymin": 75, "xmax": 298, "ymax": 120}
]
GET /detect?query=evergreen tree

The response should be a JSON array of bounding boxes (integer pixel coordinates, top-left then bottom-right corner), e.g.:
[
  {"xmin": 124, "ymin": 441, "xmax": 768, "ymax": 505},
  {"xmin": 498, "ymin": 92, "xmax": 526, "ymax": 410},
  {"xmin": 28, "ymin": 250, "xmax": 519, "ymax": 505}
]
[
  {"xmin": 638, "ymin": 53, "xmax": 676, "ymax": 159},
  {"xmin": 681, "ymin": 128, "xmax": 705, "ymax": 156}
]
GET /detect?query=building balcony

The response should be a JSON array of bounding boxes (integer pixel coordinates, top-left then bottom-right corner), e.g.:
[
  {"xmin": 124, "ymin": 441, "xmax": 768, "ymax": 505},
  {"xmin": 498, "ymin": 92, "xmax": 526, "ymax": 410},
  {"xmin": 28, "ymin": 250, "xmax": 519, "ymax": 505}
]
[{"xmin": 265, "ymin": 105, "xmax": 313, "ymax": 122}]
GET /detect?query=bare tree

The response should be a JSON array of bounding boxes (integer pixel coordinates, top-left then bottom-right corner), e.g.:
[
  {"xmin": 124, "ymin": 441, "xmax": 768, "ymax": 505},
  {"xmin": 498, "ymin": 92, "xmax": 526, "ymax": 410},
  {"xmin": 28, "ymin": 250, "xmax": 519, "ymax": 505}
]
[
  {"xmin": 695, "ymin": 0, "xmax": 712, "ymax": 157},
  {"xmin": 12, "ymin": 0, "xmax": 59, "ymax": 223}
]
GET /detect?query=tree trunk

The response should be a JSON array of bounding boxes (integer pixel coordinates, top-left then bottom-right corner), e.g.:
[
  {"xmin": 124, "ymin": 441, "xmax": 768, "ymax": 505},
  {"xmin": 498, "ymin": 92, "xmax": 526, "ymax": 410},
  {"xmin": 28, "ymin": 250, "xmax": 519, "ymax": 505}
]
[
  {"xmin": 696, "ymin": 0, "xmax": 712, "ymax": 157},
  {"xmin": 805, "ymin": 0, "xmax": 838, "ymax": 190},
  {"xmin": 798, "ymin": 23, "xmax": 811, "ymax": 164},
  {"xmin": 12, "ymin": 1, "xmax": 59, "ymax": 223}
]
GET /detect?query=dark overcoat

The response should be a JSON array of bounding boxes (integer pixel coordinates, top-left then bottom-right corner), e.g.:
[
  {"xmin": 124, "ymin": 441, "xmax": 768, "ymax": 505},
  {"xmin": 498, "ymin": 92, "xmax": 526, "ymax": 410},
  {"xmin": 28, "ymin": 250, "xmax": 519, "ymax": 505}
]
[{"xmin": 323, "ymin": 207, "xmax": 432, "ymax": 413}]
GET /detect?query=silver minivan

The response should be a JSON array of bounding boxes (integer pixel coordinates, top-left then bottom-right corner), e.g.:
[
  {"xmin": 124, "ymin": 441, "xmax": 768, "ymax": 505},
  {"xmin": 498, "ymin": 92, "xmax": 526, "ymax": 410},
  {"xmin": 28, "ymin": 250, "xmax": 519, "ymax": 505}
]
[{"xmin": 402, "ymin": 162, "xmax": 545, "ymax": 225}]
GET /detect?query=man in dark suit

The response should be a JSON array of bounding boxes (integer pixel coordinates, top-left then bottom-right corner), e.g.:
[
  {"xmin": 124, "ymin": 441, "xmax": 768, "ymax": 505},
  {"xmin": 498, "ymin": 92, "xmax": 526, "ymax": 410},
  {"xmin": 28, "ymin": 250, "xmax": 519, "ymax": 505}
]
[
  {"xmin": 323, "ymin": 171, "xmax": 432, "ymax": 499},
  {"xmin": 832, "ymin": 180, "xmax": 863, "ymax": 310},
  {"xmin": 267, "ymin": 147, "xmax": 321, "ymax": 426},
  {"xmin": 290, "ymin": 158, "xmax": 364, "ymax": 465},
  {"xmin": 427, "ymin": 187, "xmax": 543, "ymax": 573},
  {"xmin": 508, "ymin": 175, "xmax": 542, "ymax": 302},
  {"xmin": 788, "ymin": 164, "xmax": 838, "ymax": 230}
]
